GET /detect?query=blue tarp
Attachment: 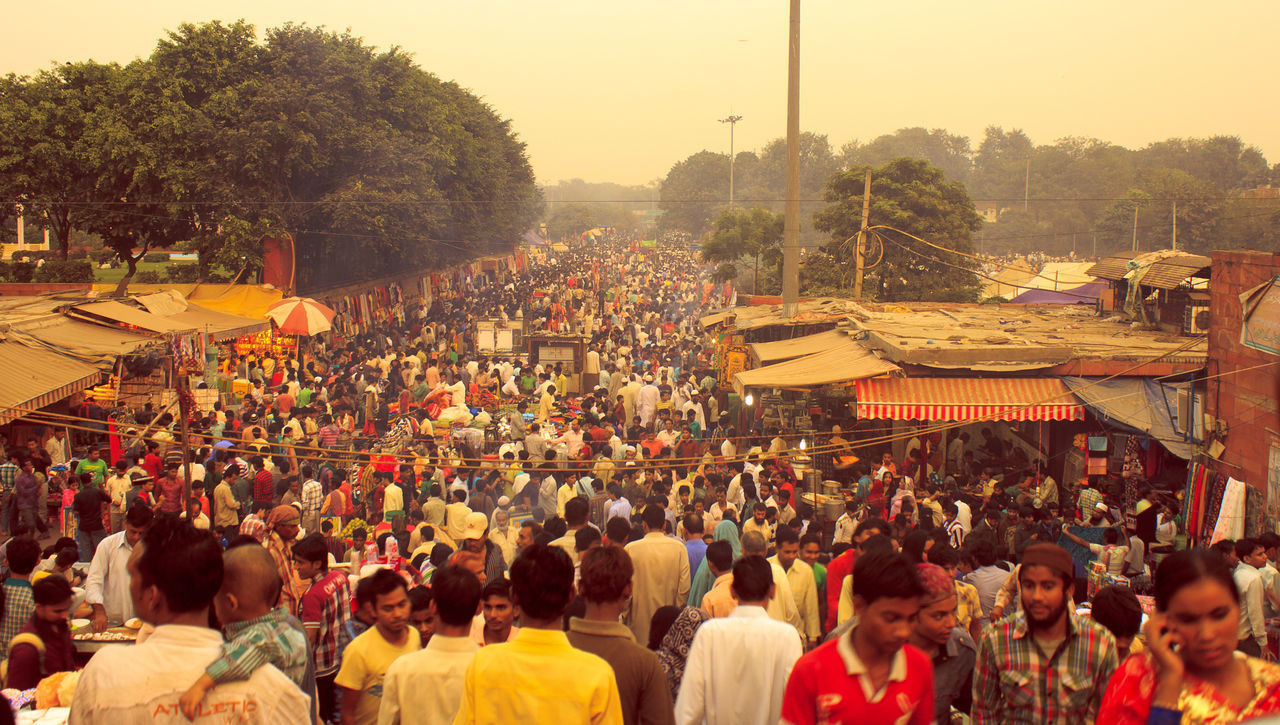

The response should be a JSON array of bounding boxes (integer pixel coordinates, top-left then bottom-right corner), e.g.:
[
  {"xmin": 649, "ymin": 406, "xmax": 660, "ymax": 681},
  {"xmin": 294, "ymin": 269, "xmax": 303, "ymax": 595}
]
[
  {"xmin": 1009, "ymin": 281, "xmax": 1106, "ymax": 305},
  {"xmin": 1060, "ymin": 376, "xmax": 1198, "ymax": 459}
]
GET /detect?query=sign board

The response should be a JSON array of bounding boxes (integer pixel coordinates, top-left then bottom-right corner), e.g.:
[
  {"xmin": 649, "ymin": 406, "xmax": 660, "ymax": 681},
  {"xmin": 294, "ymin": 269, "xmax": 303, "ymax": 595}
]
[
  {"xmin": 538, "ymin": 345, "xmax": 576, "ymax": 364},
  {"xmin": 1241, "ymin": 276, "xmax": 1280, "ymax": 356}
]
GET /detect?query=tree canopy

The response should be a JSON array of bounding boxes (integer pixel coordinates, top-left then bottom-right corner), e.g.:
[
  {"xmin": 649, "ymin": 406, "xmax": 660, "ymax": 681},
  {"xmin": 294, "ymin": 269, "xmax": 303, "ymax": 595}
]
[{"xmin": 0, "ymin": 21, "xmax": 542, "ymax": 291}]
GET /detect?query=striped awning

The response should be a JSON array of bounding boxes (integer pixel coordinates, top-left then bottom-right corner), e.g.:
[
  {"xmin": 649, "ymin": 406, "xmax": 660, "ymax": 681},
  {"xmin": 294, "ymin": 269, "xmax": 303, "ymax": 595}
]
[{"xmin": 854, "ymin": 377, "xmax": 1084, "ymax": 422}]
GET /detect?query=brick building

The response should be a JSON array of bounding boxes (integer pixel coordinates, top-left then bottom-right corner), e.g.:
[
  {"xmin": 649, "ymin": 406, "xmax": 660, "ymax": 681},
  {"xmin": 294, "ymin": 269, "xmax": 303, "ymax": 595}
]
[{"xmin": 1205, "ymin": 249, "xmax": 1280, "ymax": 493}]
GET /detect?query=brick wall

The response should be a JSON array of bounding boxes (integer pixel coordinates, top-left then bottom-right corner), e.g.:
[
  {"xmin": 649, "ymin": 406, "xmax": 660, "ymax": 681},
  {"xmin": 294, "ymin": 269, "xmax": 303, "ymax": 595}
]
[
  {"xmin": 0, "ymin": 283, "xmax": 92, "ymax": 297},
  {"xmin": 1207, "ymin": 250, "xmax": 1280, "ymax": 490}
]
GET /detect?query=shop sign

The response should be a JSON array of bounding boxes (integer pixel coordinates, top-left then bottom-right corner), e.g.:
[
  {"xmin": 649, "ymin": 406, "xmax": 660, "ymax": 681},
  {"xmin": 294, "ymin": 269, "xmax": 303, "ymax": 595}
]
[{"xmin": 1241, "ymin": 276, "xmax": 1280, "ymax": 356}]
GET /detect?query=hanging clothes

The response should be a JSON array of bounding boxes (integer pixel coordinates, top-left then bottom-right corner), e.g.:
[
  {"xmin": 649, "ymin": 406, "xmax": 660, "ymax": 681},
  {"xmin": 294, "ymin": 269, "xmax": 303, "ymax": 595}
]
[{"xmin": 1210, "ymin": 477, "xmax": 1247, "ymax": 544}]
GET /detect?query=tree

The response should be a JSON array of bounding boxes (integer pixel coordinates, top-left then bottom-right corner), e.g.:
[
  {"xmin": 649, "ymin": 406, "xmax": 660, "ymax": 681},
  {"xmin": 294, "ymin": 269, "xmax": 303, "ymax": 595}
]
[
  {"xmin": 700, "ymin": 207, "xmax": 783, "ymax": 291},
  {"xmin": 657, "ymin": 151, "xmax": 730, "ymax": 236},
  {"xmin": 839, "ymin": 127, "xmax": 972, "ymax": 182},
  {"xmin": 813, "ymin": 158, "xmax": 984, "ymax": 302},
  {"xmin": 546, "ymin": 203, "xmax": 595, "ymax": 241}
]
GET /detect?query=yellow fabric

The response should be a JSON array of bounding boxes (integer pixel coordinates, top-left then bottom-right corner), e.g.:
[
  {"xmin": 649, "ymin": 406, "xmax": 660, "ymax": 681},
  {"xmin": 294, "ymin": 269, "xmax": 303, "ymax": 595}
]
[
  {"xmin": 90, "ymin": 283, "xmax": 283, "ymax": 319},
  {"xmin": 954, "ymin": 579, "xmax": 984, "ymax": 630},
  {"xmin": 453, "ymin": 627, "xmax": 623, "ymax": 725},
  {"xmin": 335, "ymin": 625, "xmax": 421, "ymax": 725}
]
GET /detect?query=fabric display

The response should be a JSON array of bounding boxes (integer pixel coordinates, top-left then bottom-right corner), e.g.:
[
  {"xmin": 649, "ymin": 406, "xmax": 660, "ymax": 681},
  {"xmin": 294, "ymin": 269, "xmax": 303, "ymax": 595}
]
[{"xmin": 1210, "ymin": 477, "xmax": 1247, "ymax": 544}]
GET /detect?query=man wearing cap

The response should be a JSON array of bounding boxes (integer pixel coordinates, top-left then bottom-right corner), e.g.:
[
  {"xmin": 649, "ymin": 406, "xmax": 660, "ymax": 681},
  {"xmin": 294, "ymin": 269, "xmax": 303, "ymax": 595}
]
[
  {"xmin": 972, "ymin": 543, "xmax": 1117, "ymax": 724},
  {"xmin": 909, "ymin": 563, "xmax": 978, "ymax": 723},
  {"xmin": 461, "ymin": 511, "xmax": 507, "ymax": 585},
  {"xmin": 264, "ymin": 505, "xmax": 304, "ymax": 614},
  {"xmin": 637, "ymin": 375, "xmax": 659, "ymax": 430}
]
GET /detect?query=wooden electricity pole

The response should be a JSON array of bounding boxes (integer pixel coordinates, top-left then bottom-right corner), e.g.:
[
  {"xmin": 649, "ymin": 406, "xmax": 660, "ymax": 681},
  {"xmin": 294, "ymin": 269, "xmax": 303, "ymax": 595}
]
[{"xmin": 853, "ymin": 170, "xmax": 872, "ymax": 299}]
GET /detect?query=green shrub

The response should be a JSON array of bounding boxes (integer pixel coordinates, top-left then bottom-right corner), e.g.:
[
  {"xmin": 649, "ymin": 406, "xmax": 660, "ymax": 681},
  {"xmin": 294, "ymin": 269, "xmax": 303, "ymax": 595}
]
[
  {"xmin": 95, "ymin": 249, "xmax": 117, "ymax": 265},
  {"xmin": 142, "ymin": 252, "xmax": 169, "ymax": 263},
  {"xmin": 165, "ymin": 265, "xmax": 200, "ymax": 283},
  {"xmin": 0, "ymin": 261, "xmax": 36, "ymax": 283},
  {"xmin": 134, "ymin": 270, "xmax": 162, "ymax": 284},
  {"xmin": 68, "ymin": 247, "xmax": 90, "ymax": 260},
  {"xmin": 34, "ymin": 260, "xmax": 95, "ymax": 283}
]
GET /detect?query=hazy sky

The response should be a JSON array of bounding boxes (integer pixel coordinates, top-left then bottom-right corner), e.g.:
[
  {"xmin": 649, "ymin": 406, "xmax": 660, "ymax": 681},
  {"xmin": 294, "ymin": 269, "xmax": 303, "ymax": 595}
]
[{"xmin": 6, "ymin": 1, "xmax": 1279, "ymax": 187}]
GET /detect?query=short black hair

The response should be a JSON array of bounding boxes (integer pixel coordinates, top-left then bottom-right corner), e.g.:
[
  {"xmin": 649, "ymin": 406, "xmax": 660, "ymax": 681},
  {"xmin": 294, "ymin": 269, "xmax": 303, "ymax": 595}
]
[
  {"xmin": 292, "ymin": 533, "xmax": 329, "ymax": 571},
  {"xmin": 1236, "ymin": 537, "xmax": 1262, "ymax": 560},
  {"xmin": 928, "ymin": 544, "xmax": 958, "ymax": 569},
  {"xmin": 125, "ymin": 502, "xmax": 154, "ymax": 528},
  {"xmin": 360, "ymin": 568, "xmax": 408, "ymax": 609},
  {"xmin": 510, "ymin": 544, "xmax": 574, "ymax": 621},
  {"xmin": 853, "ymin": 550, "xmax": 926, "ymax": 604},
  {"xmin": 642, "ymin": 504, "xmax": 665, "ymax": 530},
  {"xmin": 5, "ymin": 537, "xmax": 41, "ymax": 575},
  {"xmin": 1091, "ymin": 585, "xmax": 1143, "ymax": 640},
  {"xmin": 730, "ymin": 556, "xmax": 773, "ymax": 602},
  {"xmin": 33, "ymin": 575, "xmax": 73, "ymax": 605},
  {"xmin": 855, "ymin": 518, "xmax": 889, "ymax": 537},
  {"xmin": 606, "ymin": 517, "xmax": 632, "ymax": 545},
  {"xmin": 775, "ymin": 525, "xmax": 799, "ymax": 548},
  {"xmin": 564, "ymin": 497, "xmax": 589, "ymax": 527},
  {"xmin": 575, "ymin": 526, "xmax": 602, "ymax": 553},
  {"xmin": 579, "ymin": 545, "xmax": 634, "ymax": 604},
  {"xmin": 136, "ymin": 517, "xmax": 223, "ymax": 614},
  {"xmin": 407, "ymin": 584, "xmax": 432, "ymax": 614},
  {"xmin": 432, "ymin": 565, "xmax": 484, "ymax": 626},
  {"xmin": 706, "ymin": 540, "xmax": 734, "ymax": 573},
  {"xmin": 481, "ymin": 578, "xmax": 512, "ymax": 601}
]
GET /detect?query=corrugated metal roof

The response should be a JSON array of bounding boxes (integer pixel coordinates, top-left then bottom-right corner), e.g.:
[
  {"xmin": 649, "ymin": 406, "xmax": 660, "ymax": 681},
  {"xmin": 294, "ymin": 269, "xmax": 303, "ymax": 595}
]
[
  {"xmin": 1087, "ymin": 252, "xmax": 1142, "ymax": 280},
  {"xmin": 1140, "ymin": 255, "xmax": 1212, "ymax": 290},
  {"xmin": 0, "ymin": 342, "xmax": 102, "ymax": 424}
]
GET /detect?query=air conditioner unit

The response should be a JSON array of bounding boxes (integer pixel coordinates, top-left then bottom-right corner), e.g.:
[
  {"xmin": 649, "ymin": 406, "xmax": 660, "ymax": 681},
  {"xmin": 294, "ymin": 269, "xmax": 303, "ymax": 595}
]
[{"xmin": 1184, "ymin": 304, "xmax": 1210, "ymax": 335}]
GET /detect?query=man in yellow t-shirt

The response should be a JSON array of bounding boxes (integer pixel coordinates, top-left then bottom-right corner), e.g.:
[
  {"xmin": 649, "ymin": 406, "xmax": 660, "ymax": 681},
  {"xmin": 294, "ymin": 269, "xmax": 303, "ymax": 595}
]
[{"xmin": 335, "ymin": 570, "xmax": 420, "ymax": 725}]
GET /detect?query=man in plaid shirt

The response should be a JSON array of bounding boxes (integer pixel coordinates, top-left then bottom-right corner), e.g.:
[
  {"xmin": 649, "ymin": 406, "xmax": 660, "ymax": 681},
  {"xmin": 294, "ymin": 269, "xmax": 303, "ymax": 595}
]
[
  {"xmin": 973, "ymin": 543, "xmax": 1118, "ymax": 724},
  {"xmin": 300, "ymin": 466, "xmax": 324, "ymax": 534},
  {"xmin": 0, "ymin": 537, "xmax": 41, "ymax": 653},
  {"xmin": 0, "ymin": 453, "xmax": 19, "ymax": 535},
  {"xmin": 292, "ymin": 532, "xmax": 352, "ymax": 724}
]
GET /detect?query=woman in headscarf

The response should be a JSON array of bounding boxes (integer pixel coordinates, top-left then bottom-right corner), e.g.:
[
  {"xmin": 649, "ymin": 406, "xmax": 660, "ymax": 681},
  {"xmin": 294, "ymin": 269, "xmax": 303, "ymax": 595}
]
[
  {"xmin": 656, "ymin": 607, "xmax": 711, "ymax": 699},
  {"xmin": 686, "ymin": 518, "xmax": 741, "ymax": 607}
]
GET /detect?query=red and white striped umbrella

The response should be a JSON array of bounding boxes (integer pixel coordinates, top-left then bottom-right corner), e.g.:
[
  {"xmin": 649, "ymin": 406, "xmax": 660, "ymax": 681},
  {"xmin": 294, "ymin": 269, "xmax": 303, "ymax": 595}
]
[{"xmin": 265, "ymin": 297, "xmax": 336, "ymax": 336}]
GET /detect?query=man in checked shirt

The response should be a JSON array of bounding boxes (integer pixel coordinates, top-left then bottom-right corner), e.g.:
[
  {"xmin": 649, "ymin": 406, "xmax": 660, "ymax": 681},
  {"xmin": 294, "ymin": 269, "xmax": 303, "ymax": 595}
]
[{"xmin": 973, "ymin": 543, "xmax": 1118, "ymax": 724}]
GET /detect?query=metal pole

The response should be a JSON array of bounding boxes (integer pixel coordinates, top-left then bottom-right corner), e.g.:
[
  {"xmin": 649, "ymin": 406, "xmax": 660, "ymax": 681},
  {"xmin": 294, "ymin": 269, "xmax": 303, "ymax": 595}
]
[
  {"xmin": 780, "ymin": 0, "xmax": 802, "ymax": 317},
  {"xmin": 853, "ymin": 169, "xmax": 872, "ymax": 299},
  {"xmin": 1132, "ymin": 205, "xmax": 1139, "ymax": 251},
  {"xmin": 719, "ymin": 115, "xmax": 743, "ymax": 205},
  {"xmin": 1172, "ymin": 201, "xmax": 1178, "ymax": 250},
  {"xmin": 1024, "ymin": 158, "xmax": 1030, "ymax": 212}
]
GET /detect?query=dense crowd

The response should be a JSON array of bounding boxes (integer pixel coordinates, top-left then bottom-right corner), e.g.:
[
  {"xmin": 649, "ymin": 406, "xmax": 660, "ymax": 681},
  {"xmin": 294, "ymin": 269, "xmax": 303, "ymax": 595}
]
[{"xmin": 0, "ymin": 234, "xmax": 1273, "ymax": 724}]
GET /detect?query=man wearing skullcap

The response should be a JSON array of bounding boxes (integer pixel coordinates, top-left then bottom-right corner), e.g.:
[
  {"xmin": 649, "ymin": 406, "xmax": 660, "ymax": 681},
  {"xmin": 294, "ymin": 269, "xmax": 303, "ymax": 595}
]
[
  {"xmin": 264, "ymin": 504, "xmax": 304, "ymax": 614},
  {"xmin": 972, "ymin": 543, "xmax": 1118, "ymax": 724},
  {"xmin": 908, "ymin": 563, "xmax": 978, "ymax": 723}
]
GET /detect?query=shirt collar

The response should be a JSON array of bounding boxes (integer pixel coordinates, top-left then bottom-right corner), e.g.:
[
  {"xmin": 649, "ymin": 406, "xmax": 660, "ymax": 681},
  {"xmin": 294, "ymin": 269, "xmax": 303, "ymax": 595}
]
[
  {"xmin": 4, "ymin": 578, "xmax": 30, "ymax": 588},
  {"xmin": 837, "ymin": 629, "xmax": 908, "ymax": 682},
  {"xmin": 513, "ymin": 627, "xmax": 573, "ymax": 648},
  {"xmin": 729, "ymin": 604, "xmax": 770, "ymax": 619},
  {"xmin": 568, "ymin": 618, "xmax": 637, "ymax": 641},
  {"xmin": 426, "ymin": 634, "xmax": 480, "ymax": 653},
  {"xmin": 224, "ymin": 606, "xmax": 287, "ymax": 639}
]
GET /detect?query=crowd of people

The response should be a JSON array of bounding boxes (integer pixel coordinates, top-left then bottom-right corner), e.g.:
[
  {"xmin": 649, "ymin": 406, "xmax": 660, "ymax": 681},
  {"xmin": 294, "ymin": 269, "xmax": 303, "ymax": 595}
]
[{"xmin": 0, "ymin": 234, "xmax": 1272, "ymax": 724}]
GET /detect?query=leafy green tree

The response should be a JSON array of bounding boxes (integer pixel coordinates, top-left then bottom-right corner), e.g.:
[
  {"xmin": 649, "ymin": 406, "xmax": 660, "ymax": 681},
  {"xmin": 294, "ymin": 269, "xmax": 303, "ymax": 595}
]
[
  {"xmin": 839, "ymin": 127, "xmax": 972, "ymax": 182},
  {"xmin": 700, "ymin": 207, "xmax": 783, "ymax": 291},
  {"xmin": 546, "ymin": 203, "xmax": 596, "ymax": 241},
  {"xmin": 814, "ymin": 158, "xmax": 983, "ymax": 302},
  {"xmin": 657, "ymin": 151, "xmax": 730, "ymax": 236}
]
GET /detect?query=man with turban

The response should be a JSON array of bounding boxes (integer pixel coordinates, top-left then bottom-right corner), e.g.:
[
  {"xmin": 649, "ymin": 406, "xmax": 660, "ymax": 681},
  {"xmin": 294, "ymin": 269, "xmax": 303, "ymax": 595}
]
[
  {"xmin": 908, "ymin": 563, "xmax": 978, "ymax": 723},
  {"xmin": 265, "ymin": 504, "xmax": 304, "ymax": 613}
]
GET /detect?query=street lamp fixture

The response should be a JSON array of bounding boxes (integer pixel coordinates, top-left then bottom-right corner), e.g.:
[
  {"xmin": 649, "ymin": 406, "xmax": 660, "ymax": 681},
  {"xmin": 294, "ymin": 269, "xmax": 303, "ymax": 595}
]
[{"xmin": 719, "ymin": 114, "xmax": 743, "ymax": 205}]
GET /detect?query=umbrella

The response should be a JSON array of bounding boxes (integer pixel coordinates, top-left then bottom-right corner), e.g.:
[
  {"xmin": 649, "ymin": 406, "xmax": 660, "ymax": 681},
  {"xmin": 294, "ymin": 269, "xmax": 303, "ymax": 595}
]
[
  {"xmin": 213, "ymin": 440, "xmax": 233, "ymax": 449},
  {"xmin": 266, "ymin": 297, "xmax": 336, "ymax": 336}
]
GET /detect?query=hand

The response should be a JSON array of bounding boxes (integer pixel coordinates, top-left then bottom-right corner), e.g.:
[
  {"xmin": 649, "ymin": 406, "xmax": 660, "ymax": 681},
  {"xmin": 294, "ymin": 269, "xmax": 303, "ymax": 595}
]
[
  {"xmin": 1143, "ymin": 612, "xmax": 1185, "ymax": 683},
  {"xmin": 91, "ymin": 607, "xmax": 108, "ymax": 634},
  {"xmin": 178, "ymin": 685, "xmax": 206, "ymax": 721}
]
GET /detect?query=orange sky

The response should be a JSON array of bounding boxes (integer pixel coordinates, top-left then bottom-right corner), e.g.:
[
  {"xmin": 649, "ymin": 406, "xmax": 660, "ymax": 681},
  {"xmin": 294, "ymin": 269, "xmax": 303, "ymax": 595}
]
[{"xmin": 5, "ymin": 1, "xmax": 1278, "ymax": 186}]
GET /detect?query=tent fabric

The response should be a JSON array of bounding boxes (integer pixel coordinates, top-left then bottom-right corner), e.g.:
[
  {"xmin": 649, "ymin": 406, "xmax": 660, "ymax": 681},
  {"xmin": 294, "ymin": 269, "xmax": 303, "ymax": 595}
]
[
  {"xmin": 855, "ymin": 377, "xmax": 1084, "ymax": 422},
  {"xmin": 0, "ymin": 342, "xmax": 102, "ymax": 425},
  {"xmin": 167, "ymin": 304, "xmax": 270, "ymax": 341},
  {"xmin": 71, "ymin": 301, "xmax": 193, "ymax": 334},
  {"xmin": 89, "ymin": 284, "xmax": 284, "ymax": 320},
  {"xmin": 133, "ymin": 290, "xmax": 189, "ymax": 316},
  {"xmin": 2, "ymin": 318, "xmax": 156, "ymax": 368},
  {"xmin": 1060, "ymin": 376, "xmax": 1197, "ymax": 460},
  {"xmin": 750, "ymin": 329, "xmax": 851, "ymax": 364},
  {"xmin": 732, "ymin": 340, "xmax": 901, "ymax": 395},
  {"xmin": 1009, "ymin": 281, "xmax": 1106, "ymax": 305}
]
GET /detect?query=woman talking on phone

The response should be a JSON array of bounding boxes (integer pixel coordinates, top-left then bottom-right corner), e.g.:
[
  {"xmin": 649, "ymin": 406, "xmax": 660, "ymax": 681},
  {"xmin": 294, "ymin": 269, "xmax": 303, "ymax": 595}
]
[{"xmin": 1098, "ymin": 549, "xmax": 1280, "ymax": 724}]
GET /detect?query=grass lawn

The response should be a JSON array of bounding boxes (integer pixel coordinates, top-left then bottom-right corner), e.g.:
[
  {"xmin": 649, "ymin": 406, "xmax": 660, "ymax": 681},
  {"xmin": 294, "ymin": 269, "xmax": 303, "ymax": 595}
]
[{"xmin": 94, "ymin": 260, "xmax": 196, "ymax": 284}]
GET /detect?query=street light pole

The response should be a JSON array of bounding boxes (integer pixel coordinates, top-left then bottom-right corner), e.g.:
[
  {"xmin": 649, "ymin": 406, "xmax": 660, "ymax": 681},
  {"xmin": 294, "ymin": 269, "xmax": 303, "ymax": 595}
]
[
  {"xmin": 780, "ymin": 0, "xmax": 802, "ymax": 318},
  {"xmin": 719, "ymin": 115, "xmax": 743, "ymax": 205}
]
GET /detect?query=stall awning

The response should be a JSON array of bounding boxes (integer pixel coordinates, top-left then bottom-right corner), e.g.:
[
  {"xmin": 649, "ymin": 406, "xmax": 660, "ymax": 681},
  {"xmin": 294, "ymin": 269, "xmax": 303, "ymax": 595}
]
[
  {"xmin": 749, "ymin": 329, "xmax": 850, "ymax": 365},
  {"xmin": 70, "ymin": 301, "xmax": 194, "ymax": 334},
  {"xmin": 0, "ymin": 342, "xmax": 102, "ymax": 425},
  {"xmin": 733, "ymin": 340, "xmax": 901, "ymax": 395},
  {"xmin": 855, "ymin": 377, "xmax": 1084, "ymax": 422},
  {"xmin": 167, "ymin": 304, "xmax": 270, "ymax": 341},
  {"xmin": 1061, "ymin": 377, "xmax": 1198, "ymax": 459}
]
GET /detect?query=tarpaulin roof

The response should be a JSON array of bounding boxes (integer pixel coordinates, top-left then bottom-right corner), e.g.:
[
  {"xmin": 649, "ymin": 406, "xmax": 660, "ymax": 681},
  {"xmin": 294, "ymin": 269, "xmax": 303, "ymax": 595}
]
[
  {"xmin": 1061, "ymin": 376, "xmax": 1197, "ymax": 459},
  {"xmin": 732, "ymin": 340, "xmax": 901, "ymax": 395},
  {"xmin": 89, "ymin": 283, "xmax": 284, "ymax": 319},
  {"xmin": 855, "ymin": 377, "xmax": 1084, "ymax": 422},
  {"xmin": 71, "ymin": 300, "xmax": 194, "ymax": 334},
  {"xmin": 1008, "ymin": 281, "xmax": 1106, "ymax": 305},
  {"xmin": 167, "ymin": 304, "xmax": 270, "ymax": 341},
  {"xmin": 0, "ymin": 341, "xmax": 102, "ymax": 425},
  {"xmin": 2, "ymin": 317, "xmax": 157, "ymax": 368},
  {"xmin": 750, "ymin": 329, "xmax": 851, "ymax": 364}
]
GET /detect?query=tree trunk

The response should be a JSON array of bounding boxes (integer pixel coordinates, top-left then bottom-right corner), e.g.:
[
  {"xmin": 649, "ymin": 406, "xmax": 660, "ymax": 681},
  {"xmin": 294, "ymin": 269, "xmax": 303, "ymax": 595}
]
[{"xmin": 111, "ymin": 244, "xmax": 147, "ymax": 297}]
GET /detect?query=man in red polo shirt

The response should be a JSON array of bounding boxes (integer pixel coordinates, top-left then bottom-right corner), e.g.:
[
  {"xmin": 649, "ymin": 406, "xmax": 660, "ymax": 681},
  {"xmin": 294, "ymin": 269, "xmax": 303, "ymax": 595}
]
[
  {"xmin": 824, "ymin": 517, "xmax": 889, "ymax": 631},
  {"xmin": 782, "ymin": 549, "xmax": 933, "ymax": 725}
]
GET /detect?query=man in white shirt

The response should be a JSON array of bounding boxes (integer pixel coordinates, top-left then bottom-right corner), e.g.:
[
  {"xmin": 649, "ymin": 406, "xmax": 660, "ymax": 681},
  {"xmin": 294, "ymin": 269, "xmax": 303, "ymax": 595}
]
[
  {"xmin": 378, "ymin": 565, "xmax": 480, "ymax": 724},
  {"xmin": 104, "ymin": 461, "xmax": 134, "ymax": 533},
  {"xmin": 832, "ymin": 501, "xmax": 858, "ymax": 546},
  {"xmin": 1235, "ymin": 538, "xmax": 1271, "ymax": 658},
  {"xmin": 675, "ymin": 556, "xmax": 803, "ymax": 725},
  {"xmin": 624, "ymin": 505, "xmax": 690, "ymax": 646},
  {"xmin": 71, "ymin": 516, "xmax": 308, "ymax": 723},
  {"xmin": 45, "ymin": 429, "xmax": 68, "ymax": 466},
  {"xmin": 769, "ymin": 527, "xmax": 821, "ymax": 646},
  {"xmin": 85, "ymin": 504, "xmax": 154, "ymax": 632}
]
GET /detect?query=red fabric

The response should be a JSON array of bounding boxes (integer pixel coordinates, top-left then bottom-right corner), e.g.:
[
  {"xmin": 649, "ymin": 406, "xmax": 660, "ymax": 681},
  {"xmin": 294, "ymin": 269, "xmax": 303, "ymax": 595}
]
[
  {"xmin": 825, "ymin": 549, "xmax": 857, "ymax": 632},
  {"xmin": 781, "ymin": 639, "xmax": 933, "ymax": 725},
  {"xmin": 1099, "ymin": 651, "xmax": 1280, "ymax": 723}
]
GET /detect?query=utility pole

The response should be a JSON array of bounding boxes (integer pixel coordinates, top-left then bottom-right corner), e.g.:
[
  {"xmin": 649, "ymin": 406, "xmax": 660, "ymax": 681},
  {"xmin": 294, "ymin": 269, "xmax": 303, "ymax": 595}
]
[
  {"xmin": 853, "ymin": 169, "xmax": 872, "ymax": 299},
  {"xmin": 1024, "ymin": 158, "xmax": 1030, "ymax": 212},
  {"xmin": 780, "ymin": 0, "xmax": 802, "ymax": 317},
  {"xmin": 1092, "ymin": 233, "xmax": 1097, "ymax": 259},
  {"xmin": 1132, "ymin": 205, "xmax": 1139, "ymax": 251},
  {"xmin": 1172, "ymin": 201, "xmax": 1178, "ymax": 250},
  {"xmin": 719, "ymin": 115, "xmax": 743, "ymax": 205}
]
